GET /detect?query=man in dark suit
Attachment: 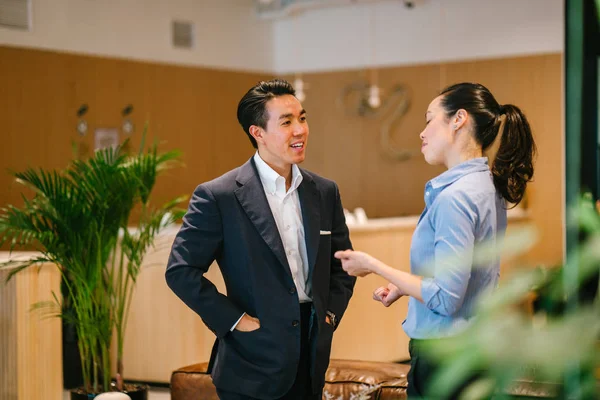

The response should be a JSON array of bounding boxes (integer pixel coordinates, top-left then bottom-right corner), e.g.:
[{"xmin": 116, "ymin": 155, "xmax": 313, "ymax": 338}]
[{"xmin": 165, "ymin": 79, "xmax": 356, "ymax": 399}]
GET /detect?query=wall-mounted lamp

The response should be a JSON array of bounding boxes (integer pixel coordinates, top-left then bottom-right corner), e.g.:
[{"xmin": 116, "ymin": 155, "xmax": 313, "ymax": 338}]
[
  {"xmin": 290, "ymin": 13, "xmax": 307, "ymax": 103},
  {"xmin": 367, "ymin": 84, "xmax": 381, "ymax": 109},
  {"xmin": 121, "ymin": 104, "xmax": 134, "ymax": 135},
  {"xmin": 337, "ymin": 81, "xmax": 399, "ymax": 117},
  {"xmin": 76, "ymin": 104, "xmax": 89, "ymax": 136},
  {"xmin": 366, "ymin": 5, "xmax": 381, "ymax": 110},
  {"xmin": 337, "ymin": 82, "xmax": 415, "ymax": 161},
  {"xmin": 294, "ymin": 75, "xmax": 307, "ymax": 103}
]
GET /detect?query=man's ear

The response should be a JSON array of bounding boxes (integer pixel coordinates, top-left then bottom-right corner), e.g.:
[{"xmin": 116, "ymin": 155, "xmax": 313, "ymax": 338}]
[{"xmin": 249, "ymin": 125, "xmax": 263, "ymax": 145}]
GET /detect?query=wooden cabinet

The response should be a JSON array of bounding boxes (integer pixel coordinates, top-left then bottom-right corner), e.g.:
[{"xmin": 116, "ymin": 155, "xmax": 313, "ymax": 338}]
[{"xmin": 0, "ymin": 259, "xmax": 62, "ymax": 400}]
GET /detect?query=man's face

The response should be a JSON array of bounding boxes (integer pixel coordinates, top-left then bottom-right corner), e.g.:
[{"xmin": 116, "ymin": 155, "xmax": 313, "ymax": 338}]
[{"xmin": 252, "ymin": 94, "xmax": 309, "ymax": 172}]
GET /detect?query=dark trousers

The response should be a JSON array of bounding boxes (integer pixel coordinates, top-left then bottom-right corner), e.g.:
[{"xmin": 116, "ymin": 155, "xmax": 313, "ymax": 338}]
[
  {"xmin": 217, "ymin": 303, "xmax": 321, "ymax": 400},
  {"xmin": 407, "ymin": 339, "xmax": 484, "ymax": 400}
]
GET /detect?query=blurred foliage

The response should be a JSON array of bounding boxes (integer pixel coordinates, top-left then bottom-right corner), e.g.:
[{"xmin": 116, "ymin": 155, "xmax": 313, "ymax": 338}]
[{"xmin": 423, "ymin": 194, "xmax": 600, "ymax": 399}]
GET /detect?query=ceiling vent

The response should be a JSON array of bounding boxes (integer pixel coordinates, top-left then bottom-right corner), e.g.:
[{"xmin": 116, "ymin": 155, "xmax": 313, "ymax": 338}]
[
  {"xmin": 0, "ymin": 0, "xmax": 31, "ymax": 30},
  {"xmin": 255, "ymin": 0, "xmax": 422, "ymax": 19},
  {"xmin": 172, "ymin": 20, "xmax": 194, "ymax": 49}
]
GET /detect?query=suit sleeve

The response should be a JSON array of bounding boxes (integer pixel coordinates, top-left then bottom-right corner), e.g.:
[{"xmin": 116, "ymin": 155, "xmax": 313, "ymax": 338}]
[
  {"xmin": 327, "ymin": 183, "xmax": 356, "ymax": 328},
  {"xmin": 165, "ymin": 184, "xmax": 243, "ymax": 339}
]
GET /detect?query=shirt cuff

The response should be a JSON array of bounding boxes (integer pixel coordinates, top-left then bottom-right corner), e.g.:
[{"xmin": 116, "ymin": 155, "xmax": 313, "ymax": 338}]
[
  {"xmin": 230, "ymin": 312, "xmax": 246, "ymax": 331},
  {"xmin": 421, "ymin": 277, "xmax": 442, "ymax": 310}
]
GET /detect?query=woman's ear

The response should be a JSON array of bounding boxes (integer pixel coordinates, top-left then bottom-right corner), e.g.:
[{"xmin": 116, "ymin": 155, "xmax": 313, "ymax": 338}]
[{"xmin": 453, "ymin": 109, "xmax": 468, "ymax": 131}]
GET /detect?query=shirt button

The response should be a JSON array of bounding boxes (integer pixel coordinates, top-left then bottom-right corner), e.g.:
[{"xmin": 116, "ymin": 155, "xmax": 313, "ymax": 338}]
[
  {"xmin": 287, "ymin": 250, "xmax": 293, "ymax": 256},
  {"xmin": 425, "ymin": 191, "xmax": 430, "ymax": 196},
  {"xmin": 289, "ymin": 287, "xmax": 296, "ymax": 294},
  {"xmin": 285, "ymin": 225, "xmax": 291, "ymax": 231},
  {"xmin": 292, "ymin": 320, "xmax": 300, "ymax": 327}
]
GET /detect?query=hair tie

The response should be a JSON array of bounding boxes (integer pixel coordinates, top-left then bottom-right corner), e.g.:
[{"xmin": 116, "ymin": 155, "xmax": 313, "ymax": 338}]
[{"xmin": 484, "ymin": 114, "xmax": 507, "ymax": 166}]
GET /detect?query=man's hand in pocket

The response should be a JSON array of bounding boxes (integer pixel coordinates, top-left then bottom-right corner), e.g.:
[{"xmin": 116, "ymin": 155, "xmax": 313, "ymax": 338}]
[{"xmin": 235, "ymin": 314, "xmax": 261, "ymax": 332}]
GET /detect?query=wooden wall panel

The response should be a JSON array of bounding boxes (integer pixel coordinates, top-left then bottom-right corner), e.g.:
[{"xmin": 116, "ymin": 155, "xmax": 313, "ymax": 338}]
[
  {"xmin": 294, "ymin": 53, "xmax": 564, "ymax": 266},
  {"xmin": 0, "ymin": 46, "xmax": 268, "ymax": 224},
  {"xmin": 1, "ymin": 48, "xmax": 562, "ymax": 267},
  {"xmin": 443, "ymin": 55, "xmax": 564, "ymax": 267}
]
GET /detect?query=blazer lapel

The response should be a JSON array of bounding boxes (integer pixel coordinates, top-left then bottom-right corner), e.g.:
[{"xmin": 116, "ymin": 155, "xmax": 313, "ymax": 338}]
[
  {"xmin": 298, "ymin": 170, "xmax": 320, "ymax": 276},
  {"xmin": 234, "ymin": 159, "xmax": 292, "ymax": 278}
]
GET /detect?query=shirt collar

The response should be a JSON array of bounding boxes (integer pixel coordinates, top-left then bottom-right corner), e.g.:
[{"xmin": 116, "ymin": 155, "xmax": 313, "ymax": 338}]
[
  {"xmin": 253, "ymin": 152, "xmax": 303, "ymax": 196},
  {"xmin": 429, "ymin": 157, "xmax": 490, "ymax": 190}
]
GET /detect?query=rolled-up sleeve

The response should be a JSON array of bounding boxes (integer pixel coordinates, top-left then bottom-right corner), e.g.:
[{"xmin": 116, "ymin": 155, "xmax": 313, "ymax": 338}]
[{"xmin": 421, "ymin": 192, "xmax": 477, "ymax": 317}]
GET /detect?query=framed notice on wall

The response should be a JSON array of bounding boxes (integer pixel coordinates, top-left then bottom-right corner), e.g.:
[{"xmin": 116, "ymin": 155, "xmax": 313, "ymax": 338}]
[{"xmin": 94, "ymin": 128, "xmax": 119, "ymax": 151}]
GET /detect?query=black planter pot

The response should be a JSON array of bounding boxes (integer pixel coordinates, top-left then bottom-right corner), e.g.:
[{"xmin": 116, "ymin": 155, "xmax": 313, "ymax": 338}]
[
  {"xmin": 62, "ymin": 319, "xmax": 84, "ymax": 389},
  {"xmin": 70, "ymin": 383, "xmax": 149, "ymax": 400}
]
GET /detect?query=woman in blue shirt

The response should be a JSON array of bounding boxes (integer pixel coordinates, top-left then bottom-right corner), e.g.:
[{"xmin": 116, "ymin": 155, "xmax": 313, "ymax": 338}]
[{"xmin": 335, "ymin": 82, "xmax": 536, "ymax": 398}]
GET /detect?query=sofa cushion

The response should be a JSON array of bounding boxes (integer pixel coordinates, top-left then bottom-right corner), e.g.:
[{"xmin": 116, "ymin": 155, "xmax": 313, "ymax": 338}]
[
  {"xmin": 171, "ymin": 362, "xmax": 218, "ymax": 400},
  {"xmin": 323, "ymin": 359, "xmax": 408, "ymax": 399},
  {"xmin": 170, "ymin": 359, "xmax": 408, "ymax": 400}
]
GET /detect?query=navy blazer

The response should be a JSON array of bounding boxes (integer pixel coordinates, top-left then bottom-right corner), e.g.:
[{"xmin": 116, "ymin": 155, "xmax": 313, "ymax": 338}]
[{"xmin": 165, "ymin": 157, "xmax": 355, "ymax": 399}]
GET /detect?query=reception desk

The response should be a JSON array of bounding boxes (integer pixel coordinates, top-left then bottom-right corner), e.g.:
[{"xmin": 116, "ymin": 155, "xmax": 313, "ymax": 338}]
[
  {"xmin": 0, "ymin": 210, "xmax": 530, "ymax": 388},
  {"xmin": 122, "ymin": 209, "xmax": 530, "ymax": 383},
  {"xmin": 121, "ymin": 222, "xmax": 411, "ymax": 383}
]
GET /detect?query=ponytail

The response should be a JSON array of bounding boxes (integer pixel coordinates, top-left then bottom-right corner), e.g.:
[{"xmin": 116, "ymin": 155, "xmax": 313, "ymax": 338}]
[
  {"xmin": 439, "ymin": 83, "xmax": 537, "ymax": 206},
  {"xmin": 491, "ymin": 104, "xmax": 536, "ymax": 206}
]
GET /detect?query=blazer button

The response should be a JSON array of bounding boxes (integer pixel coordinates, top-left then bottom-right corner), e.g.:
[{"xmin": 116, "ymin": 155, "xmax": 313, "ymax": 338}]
[
  {"xmin": 289, "ymin": 287, "xmax": 296, "ymax": 294},
  {"xmin": 292, "ymin": 320, "xmax": 300, "ymax": 327}
]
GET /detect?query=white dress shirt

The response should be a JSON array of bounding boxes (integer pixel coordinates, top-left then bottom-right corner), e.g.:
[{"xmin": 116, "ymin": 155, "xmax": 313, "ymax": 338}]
[
  {"xmin": 253, "ymin": 152, "xmax": 312, "ymax": 302},
  {"xmin": 231, "ymin": 152, "xmax": 312, "ymax": 331}
]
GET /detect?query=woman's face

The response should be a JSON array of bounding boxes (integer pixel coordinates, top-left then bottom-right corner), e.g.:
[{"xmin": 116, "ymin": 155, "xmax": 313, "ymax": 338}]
[{"xmin": 419, "ymin": 95, "xmax": 455, "ymax": 166}]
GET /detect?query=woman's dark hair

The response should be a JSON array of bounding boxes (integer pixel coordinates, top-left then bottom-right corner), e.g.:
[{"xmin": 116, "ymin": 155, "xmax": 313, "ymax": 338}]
[
  {"xmin": 237, "ymin": 79, "xmax": 296, "ymax": 148},
  {"xmin": 440, "ymin": 83, "xmax": 536, "ymax": 206}
]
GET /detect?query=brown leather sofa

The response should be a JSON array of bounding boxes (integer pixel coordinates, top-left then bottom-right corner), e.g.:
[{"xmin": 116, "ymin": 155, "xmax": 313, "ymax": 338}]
[
  {"xmin": 170, "ymin": 359, "xmax": 583, "ymax": 399},
  {"xmin": 170, "ymin": 359, "xmax": 408, "ymax": 400}
]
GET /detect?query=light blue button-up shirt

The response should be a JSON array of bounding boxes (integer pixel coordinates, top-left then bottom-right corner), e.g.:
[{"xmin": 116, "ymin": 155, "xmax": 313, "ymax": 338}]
[{"xmin": 402, "ymin": 157, "xmax": 507, "ymax": 339}]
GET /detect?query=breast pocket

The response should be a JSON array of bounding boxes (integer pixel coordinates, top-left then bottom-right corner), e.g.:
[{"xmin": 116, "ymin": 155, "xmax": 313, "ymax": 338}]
[{"xmin": 316, "ymin": 233, "xmax": 331, "ymax": 263}]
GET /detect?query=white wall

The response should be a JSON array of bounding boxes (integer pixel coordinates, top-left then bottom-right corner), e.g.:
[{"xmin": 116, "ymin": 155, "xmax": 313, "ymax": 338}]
[
  {"xmin": 0, "ymin": 0, "xmax": 563, "ymax": 74},
  {"xmin": 273, "ymin": 0, "xmax": 564, "ymax": 74},
  {"xmin": 0, "ymin": 0, "xmax": 273, "ymax": 73}
]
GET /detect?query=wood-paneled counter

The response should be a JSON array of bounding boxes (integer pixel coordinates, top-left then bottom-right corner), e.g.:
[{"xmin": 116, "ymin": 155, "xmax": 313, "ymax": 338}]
[
  {"xmin": 0, "ymin": 210, "xmax": 531, "ymax": 386},
  {"xmin": 122, "ymin": 209, "xmax": 530, "ymax": 383}
]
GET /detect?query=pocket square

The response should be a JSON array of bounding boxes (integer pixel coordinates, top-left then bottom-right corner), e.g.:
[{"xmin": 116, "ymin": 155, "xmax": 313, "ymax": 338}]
[{"xmin": 319, "ymin": 230, "xmax": 331, "ymax": 235}]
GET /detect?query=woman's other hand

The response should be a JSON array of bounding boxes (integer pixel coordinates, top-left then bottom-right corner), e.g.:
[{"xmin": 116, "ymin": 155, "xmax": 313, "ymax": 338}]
[{"xmin": 372, "ymin": 283, "xmax": 404, "ymax": 307}]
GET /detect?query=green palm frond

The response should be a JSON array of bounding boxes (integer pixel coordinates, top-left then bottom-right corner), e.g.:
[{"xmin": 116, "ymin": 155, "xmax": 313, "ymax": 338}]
[
  {"xmin": 30, "ymin": 299, "xmax": 62, "ymax": 320},
  {"xmin": 126, "ymin": 144, "xmax": 182, "ymax": 204},
  {"xmin": 423, "ymin": 194, "xmax": 600, "ymax": 399},
  {"xmin": 0, "ymin": 131, "xmax": 185, "ymax": 393},
  {"xmin": 0, "ymin": 256, "xmax": 53, "ymax": 282}
]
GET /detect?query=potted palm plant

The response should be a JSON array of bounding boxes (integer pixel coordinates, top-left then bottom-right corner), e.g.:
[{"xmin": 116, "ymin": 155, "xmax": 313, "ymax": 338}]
[{"xmin": 0, "ymin": 133, "xmax": 185, "ymax": 398}]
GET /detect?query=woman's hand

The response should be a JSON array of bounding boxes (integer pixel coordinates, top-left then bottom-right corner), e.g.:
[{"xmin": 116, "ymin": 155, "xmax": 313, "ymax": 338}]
[
  {"xmin": 373, "ymin": 283, "xmax": 405, "ymax": 307},
  {"xmin": 334, "ymin": 250, "xmax": 375, "ymax": 277}
]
